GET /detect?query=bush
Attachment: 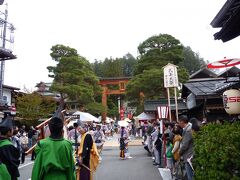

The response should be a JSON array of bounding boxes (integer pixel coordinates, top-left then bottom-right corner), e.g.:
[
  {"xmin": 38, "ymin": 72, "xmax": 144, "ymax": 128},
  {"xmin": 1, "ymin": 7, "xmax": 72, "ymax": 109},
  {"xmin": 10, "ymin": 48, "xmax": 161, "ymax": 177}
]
[{"xmin": 193, "ymin": 122, "xmax": 240, "ymax": 180}]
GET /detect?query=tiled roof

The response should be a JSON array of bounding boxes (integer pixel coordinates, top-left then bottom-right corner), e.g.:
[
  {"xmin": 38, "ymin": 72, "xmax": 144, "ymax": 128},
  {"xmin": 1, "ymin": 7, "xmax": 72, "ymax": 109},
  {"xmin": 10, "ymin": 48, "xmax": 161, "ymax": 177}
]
[
  {"xmin": 182, "ymin": 77, "xmax": 240, "ymax": 98},
  {"xmin": 144, "ymin": 99, "xmax": 187, "ymax": 112}
]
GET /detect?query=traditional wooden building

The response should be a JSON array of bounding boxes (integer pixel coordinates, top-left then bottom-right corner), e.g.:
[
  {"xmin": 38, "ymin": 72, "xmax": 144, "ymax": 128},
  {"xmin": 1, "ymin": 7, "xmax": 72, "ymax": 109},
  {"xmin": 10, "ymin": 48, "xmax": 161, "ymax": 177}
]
[
  {"xmin": 182, "ymin": 67, "xmax": 240, "ymax": 121},
  {"xmin": 211, "ymin": 0, "xmax": 240, "ymax": 42},
  {"xmin": 0, "ymin": 85, "xmax": 20, "ymax": 117},
  {"xmin": 143, "ymin": 98, "xmax": 187, "ymax": 121}
]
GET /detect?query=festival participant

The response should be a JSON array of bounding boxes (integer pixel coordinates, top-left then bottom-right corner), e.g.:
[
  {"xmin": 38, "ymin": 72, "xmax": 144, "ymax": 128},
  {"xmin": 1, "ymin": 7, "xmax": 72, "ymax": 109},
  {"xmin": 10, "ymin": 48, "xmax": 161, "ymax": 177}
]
[
  {"xmin": 76, "ymin": 123, "xmax": 99, "ymax": 180},
  {"xmin": 68, "ymin": 122, "xmax": 80, "ymax": 151},
  {"xmin": 119, "ymin": 125, "xmax": 131, "ymax": 159},
  {"xmin": 31, "ymin": 106, "xmax": 76, "ymax": 180},
  {"xmin": 0, "ymin": 160, "xmax": 11, "ymax": 180},
  {"xmin": 93, "ymin": 124, "xmax": 105, "ymax": 159},
  {"xmin": 0, "ymin": 117, "xmax": 20, "ymax": 180}
]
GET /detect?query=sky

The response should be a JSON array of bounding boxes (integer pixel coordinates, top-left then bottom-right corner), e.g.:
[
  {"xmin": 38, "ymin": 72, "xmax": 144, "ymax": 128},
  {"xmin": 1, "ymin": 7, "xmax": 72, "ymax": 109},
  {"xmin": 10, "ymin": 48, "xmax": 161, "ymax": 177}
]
[{"xmin": 1, "ymin": 0, "xmax": 240, "ymax": 91}]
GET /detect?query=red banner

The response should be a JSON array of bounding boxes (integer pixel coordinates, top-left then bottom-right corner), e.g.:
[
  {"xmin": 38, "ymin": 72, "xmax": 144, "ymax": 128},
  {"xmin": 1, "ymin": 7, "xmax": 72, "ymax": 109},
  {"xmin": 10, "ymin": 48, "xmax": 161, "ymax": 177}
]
[{"xmin": 120, "ymin": 107, "xmax": 124, "ymax": 120}]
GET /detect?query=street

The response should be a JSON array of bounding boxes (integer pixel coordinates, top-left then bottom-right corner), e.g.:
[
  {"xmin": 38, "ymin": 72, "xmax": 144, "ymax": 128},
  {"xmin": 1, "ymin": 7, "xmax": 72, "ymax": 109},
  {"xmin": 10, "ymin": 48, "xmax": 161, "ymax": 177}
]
[
  {"xmin": 19, "ymin": 137, "xmax": 165, "ymax": 180},
  {"xmin": 94, "ymin": 146, "xmax": 162, "ymax": 180}
]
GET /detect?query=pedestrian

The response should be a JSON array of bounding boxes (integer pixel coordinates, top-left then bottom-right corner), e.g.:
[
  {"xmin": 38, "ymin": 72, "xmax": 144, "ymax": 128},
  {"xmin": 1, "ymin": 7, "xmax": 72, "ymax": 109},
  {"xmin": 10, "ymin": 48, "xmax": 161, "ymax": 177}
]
[
  {"xmin": 31, "ymin": 128, "xmax": 39, "ymax": 161},
  {"xmin": 154, "ymin": 126, "xmax": 162, "ymax": 167},
  {"xmin": 166, "ymin": 137, "xmax": 174, "ymax": 175},
  {"xmin": 68, "ymin": 122, "xmax": 80, "ymax": 152},
  {"xmin": 20, "ymin": 132, "xmax": 28, "ymax": 164},
  {"xmin": 93, "ymin": 124, "xmax": 105, "ymax": 160},
  {"xmin": 11, "ymin": 126, "xmax": 21, "ymax": 152},
  {"xmin": 178, "ymin": 115, "xmax": 194, "ymax": 180},
  {"xmin": 28, "ymin": 126, "xmax": 35, "ymax": 148},
  {"xmin": 76, "ymin": 123, "xmax": 99, "ymax": 180},
  {"xmin": 172, "ymin": 125, "xmax": 182, "ymax": 176},
  {"xmin": 31, "ymin": 106, "xmax": 76, "ymax": 180},
  {"xmin": 19, "ymin": 125, "xmax": 26, "ymax": 136},
  {"xmin": 151, "ymin": 125, "xmax": 160, "ymax": 167},
  {"xmin": 119, "ymin": 125, "xmax": 131, "ymax": 159},
  {"xmin": 146, "ymin": 122, "xmax": 154, "ymax": 153},
  {"xmin": 0, "ymin": 117, "xmax": 20, "ymax": 180}
]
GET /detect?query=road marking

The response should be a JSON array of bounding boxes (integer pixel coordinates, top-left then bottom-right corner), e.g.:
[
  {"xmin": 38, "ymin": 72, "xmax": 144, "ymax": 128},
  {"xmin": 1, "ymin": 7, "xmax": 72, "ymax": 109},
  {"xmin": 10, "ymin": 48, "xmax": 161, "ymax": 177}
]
[{"xmin": 19, "ymin": 161, "xmax": 34, "ymax": 169}]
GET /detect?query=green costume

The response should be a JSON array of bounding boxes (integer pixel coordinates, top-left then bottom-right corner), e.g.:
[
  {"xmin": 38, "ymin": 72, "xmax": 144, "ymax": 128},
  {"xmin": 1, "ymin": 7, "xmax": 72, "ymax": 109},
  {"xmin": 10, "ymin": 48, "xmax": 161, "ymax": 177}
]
[
  {"xmin": 0, "ymin": 162, "xmax": 11, "ymax": 180},
  {"xmin": 0, "ymin": 138, "xmax": 20, "ymax": 180},
  {"xmin": 31, "ymin": 137, "xmax": 76, "ymax": 180}
]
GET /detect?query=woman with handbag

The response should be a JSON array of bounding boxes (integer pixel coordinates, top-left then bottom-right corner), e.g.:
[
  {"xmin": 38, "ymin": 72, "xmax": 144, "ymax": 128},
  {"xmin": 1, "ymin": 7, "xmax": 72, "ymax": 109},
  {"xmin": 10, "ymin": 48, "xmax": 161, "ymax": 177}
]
[{"xmin": 20, "ymin": 132, "xmax": 28, "ymax": 164}]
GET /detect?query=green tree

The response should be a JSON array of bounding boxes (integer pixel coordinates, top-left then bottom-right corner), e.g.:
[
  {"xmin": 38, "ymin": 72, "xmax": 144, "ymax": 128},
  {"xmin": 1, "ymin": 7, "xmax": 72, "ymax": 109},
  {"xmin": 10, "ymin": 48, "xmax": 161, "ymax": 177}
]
[
  {"xmin": 135, "ymin": 34, "xmax": 183, "ymax": 75},
  {"xmin": 92, "ymin": 53, "xmax": 137, "ymax": 77},
  {"xmin": 85, "ymin": 102, "xmax": 106, "ymax": 117},
  {"xmin": 16, "ymin": 92, "xmax": 56, "ymax": 126},
  {"xmin": 180, "ymin": 46, "xmax": 206, "ymax": 74},
  {"xmin": 126, "ymin": 34, "xmax": 189, "ymax": 109},
  {"xmin": 91, "ymin": 53, "xmax": 137, "ymax": 118},
  {"xmin": 47, "ymin": 44, "xmax": 102, "ymax": 108},
  {"xmin": 122, "ymin": 53, "xmax": 137, "ymax": 76},
  {"xmin": 102, "ymin": 57, "xmax": 124, "ymax": 77},
  {"xmin": 126, "ymin": 68, "xmax": 188, "ymax": 106}
]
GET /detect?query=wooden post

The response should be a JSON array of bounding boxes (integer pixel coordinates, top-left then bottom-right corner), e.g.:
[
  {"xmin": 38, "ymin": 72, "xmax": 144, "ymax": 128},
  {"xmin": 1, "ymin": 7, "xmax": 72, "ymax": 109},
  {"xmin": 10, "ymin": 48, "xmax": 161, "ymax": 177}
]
[
  {"xmin": 101, "ymin": 85, "xmax": 107, "ymax": 122},
  {"xmin": 174, "ymin": 87, "xmax": 179, "ymax": 122},
  {"xmin": 167, "ymin": 88, "xmax": 172, "ymax": 122}
]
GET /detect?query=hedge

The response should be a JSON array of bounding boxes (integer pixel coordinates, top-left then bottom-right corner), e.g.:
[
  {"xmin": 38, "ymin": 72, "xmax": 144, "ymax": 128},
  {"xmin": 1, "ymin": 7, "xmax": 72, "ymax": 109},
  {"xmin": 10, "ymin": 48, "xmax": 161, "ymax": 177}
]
[{"xmin": 193, "ymin": 122, "xmax": 240, "ymax": 180}]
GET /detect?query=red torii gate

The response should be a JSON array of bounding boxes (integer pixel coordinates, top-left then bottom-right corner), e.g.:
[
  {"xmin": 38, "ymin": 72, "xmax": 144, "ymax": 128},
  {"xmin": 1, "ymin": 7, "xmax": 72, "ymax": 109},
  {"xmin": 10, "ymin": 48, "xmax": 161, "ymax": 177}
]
[{"xmin": 98, "ymin": 77, "xmax": 131, "ymax": 121}]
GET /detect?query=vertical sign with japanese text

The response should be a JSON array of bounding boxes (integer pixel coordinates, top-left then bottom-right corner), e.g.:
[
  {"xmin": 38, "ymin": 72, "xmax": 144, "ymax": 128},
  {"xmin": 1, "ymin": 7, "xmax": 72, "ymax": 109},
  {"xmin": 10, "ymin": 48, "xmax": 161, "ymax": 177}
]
[{"xmin": 163, "ymin": 63, "xmax": 179, "ymax": 88}]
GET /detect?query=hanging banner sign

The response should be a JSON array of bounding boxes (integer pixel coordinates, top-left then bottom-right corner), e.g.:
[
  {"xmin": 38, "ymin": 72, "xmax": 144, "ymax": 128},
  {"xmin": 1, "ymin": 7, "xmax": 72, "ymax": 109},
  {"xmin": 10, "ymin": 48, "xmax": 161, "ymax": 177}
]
[
  {"xmin": 163, "ymin": 63, "xmax": 179, "ymax": 88},
  {"xmin": 157, "ymin": 106, "xmax": 169, "ymax": 119}
]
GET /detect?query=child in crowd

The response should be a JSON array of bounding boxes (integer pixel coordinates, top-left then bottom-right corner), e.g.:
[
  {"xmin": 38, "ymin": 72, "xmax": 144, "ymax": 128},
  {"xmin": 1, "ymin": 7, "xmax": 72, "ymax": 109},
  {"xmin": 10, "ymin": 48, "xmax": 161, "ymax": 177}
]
[{"xmin": 166, "ymin": 137, "xmax": 174, "ymax": 175}]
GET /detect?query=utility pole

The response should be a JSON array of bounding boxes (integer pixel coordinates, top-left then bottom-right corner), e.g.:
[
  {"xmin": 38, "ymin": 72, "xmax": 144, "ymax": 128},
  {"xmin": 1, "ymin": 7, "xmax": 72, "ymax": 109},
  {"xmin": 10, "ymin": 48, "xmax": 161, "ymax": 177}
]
[
  {"xmin": 0, "ymin": 4, "xmax": 7, "ymax": 101},
  {"xmin": 0, "ymin": 3, "xmax": 16, "ymax": 105}
]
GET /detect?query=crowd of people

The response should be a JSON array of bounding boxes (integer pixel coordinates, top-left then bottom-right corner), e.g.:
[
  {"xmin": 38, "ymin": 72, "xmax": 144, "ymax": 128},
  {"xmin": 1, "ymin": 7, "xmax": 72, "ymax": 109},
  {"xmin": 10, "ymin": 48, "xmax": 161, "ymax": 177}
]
[
  {"xmin": 0, "ymin": 107, "xmax": 130, "ymax": 180},
  {"xmin": 0, "ymin": 108, "xmax": 202, "ymax": 180},
  {"xmin": 0, "ymin": 108, "xmax": 102, "ymax": 180},
  {"xmin": 142, "ymin": 115, "xmax": 201, "ymax": 180}
]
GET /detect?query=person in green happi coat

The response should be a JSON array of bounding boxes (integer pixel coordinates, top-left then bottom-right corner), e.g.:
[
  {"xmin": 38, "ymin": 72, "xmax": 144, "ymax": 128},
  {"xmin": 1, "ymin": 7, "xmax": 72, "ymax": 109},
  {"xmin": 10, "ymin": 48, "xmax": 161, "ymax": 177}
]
[
  {"xmin": 0, "ymin": 160, "xmax": 11, "ymax": 180},
  {"xmin": 31, "ymin": 106, "xmax": 76, "ymax": 180},
  {"xmin": 0, "ymin": 116, "xmax": 20, "ymax": 180}
]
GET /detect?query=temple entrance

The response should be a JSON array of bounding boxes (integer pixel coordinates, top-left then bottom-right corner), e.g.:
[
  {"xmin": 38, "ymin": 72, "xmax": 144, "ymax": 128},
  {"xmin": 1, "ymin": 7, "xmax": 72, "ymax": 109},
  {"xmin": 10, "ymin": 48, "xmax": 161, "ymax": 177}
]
[{"xmin": 98, "ymin": 77, "xmax": 131, "ymax": 121}]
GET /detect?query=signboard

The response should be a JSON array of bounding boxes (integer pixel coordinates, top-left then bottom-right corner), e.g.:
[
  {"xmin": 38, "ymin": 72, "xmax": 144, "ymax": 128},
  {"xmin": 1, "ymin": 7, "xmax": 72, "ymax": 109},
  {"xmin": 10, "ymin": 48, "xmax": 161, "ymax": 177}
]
[
  {"xmin": 157, "ymin": 106, "xmax": 169, "ymax": 119},
  {"xmin": 163, "ymin": 63, "xmax": 179, "ymax": 88},
  {"xmin": 223, "ymin": 89, "xmax": 240, "ymax": 114}
]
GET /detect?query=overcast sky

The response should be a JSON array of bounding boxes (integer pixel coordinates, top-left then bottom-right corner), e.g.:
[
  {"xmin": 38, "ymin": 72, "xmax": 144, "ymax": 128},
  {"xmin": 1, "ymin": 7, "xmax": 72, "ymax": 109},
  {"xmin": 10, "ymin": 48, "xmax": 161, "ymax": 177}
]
[{"xmin": 1, "ymin": 0, "xmax": 239, "ymax": 91}]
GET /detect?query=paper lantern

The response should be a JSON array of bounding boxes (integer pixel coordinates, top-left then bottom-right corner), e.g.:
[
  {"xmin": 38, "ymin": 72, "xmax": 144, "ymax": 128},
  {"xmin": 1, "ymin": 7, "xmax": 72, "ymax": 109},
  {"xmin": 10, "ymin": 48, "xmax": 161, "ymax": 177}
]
[{"xmin": 223, "ymin": 89, "xmax": 240, "ymax": 114}]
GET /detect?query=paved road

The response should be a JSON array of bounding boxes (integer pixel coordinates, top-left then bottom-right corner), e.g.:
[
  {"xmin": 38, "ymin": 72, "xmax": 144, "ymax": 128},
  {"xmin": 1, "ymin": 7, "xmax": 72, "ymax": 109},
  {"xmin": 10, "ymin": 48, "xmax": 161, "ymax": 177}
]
[
  {"xmin": 18, "ymin": 156, "xmax": 34, "ymax": 180},
  {"xmin": 19, "ymin": 136, "xmax": 165, "ymax": 180},
  {"xmin": 95, "ymin": 146, "xmax": 162, "ymax": 180}
]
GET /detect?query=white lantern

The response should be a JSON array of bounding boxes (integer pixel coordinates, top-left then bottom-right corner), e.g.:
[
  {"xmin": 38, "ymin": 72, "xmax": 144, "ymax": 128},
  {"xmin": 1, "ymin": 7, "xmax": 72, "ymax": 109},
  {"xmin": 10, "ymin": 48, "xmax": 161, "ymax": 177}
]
[{"xmin": 223, "ymin": 89, "xmax": 240, "ymax": 114}]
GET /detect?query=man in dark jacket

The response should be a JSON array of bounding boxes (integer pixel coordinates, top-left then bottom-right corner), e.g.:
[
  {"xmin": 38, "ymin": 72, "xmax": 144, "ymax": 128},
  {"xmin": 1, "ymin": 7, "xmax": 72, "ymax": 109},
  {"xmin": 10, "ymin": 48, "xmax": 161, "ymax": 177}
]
[
  {"xmin": 0, "ymin": 117, "xmax": 20, "ymax": 180},
  {"xmin": 179, "ymin": 115, "xmax": 194, "ymax": 180}
]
